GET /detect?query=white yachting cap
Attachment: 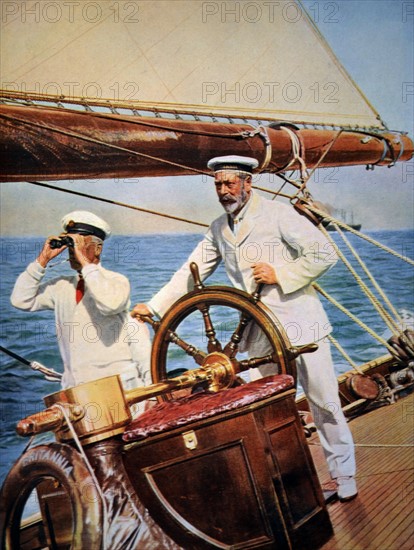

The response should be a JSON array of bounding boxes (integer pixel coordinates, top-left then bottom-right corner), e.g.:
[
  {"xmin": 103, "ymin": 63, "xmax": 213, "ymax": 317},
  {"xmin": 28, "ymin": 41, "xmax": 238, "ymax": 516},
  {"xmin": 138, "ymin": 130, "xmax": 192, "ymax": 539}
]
[
  {"xmin": 61, "ymin": 211, "xmax": 111, "ymax": 241},
  {"xmin": 207, "ymin": 155, "xmax": 259, "ymax": 174}
]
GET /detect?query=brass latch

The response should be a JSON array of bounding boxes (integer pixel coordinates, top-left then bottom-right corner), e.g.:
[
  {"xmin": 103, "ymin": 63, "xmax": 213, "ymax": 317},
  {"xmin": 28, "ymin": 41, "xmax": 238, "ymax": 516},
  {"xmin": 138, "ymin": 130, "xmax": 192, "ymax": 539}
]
[{"xmin": 182, "ymin": 430, "xmax": 198, "ymax": 450}]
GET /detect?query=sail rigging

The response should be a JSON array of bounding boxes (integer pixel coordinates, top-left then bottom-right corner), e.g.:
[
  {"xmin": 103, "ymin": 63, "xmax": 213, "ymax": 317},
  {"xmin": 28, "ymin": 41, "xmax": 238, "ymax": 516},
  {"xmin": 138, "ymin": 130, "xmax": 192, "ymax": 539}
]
[
  {"xmin": 2, "ymin": 0, "xmax": 384, "ymax": 128},
  {"xmin": 0, "ymin": 0, "xmax": 412, "ymax": 182},
  {"xmin": 0, "ymin": 0, "xmax": 412, "ymax": 361}
]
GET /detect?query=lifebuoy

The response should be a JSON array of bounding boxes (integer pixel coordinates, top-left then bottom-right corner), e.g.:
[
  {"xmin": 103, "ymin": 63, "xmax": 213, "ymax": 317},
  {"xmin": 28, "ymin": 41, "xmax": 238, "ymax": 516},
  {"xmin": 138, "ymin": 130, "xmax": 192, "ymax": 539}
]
[{"xmin": 0, "ymin": 442, "xmax": 103, "ymax": 549}]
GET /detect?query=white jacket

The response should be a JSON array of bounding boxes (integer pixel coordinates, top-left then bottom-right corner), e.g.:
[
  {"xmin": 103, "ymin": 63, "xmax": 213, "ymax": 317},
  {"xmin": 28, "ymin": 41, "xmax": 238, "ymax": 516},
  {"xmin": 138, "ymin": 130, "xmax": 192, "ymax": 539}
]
[
  {"xmin": 11, "ymin": 261, "xmax": 151, "ymax": 388},
  {"xmin": 149, "ymin": 193, "xmax": 337, "ymax": 345}
]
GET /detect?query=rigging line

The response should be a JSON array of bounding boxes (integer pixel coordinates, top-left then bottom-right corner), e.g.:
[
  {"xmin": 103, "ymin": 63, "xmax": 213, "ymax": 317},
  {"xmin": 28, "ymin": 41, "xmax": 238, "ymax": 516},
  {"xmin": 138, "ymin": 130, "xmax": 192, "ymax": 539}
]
[
  {"xmin": 307, "ymin": 203, "xmax": 414, "ymax": 266},
  {"xmin": 27, "ymin": 182, "xmax": 209, "ymax": 229},
  {"xmin": 3, "ymin": 95, "xmax": 269, "ymax": 140},
  {"xmin": 54, "ymin": 403, "xmax": 109, "ymax": 550},
  {"xmin": 326, "ymin": 334, "xmax": 361, "ymax": 373},
  {"xmin": 350, "ymin": 445, "xmax": 414, "ymax": 449},
  {"xmin": 278, "ymin": 126, "xmax": 309, "ymax": 184},
  {"xmin": 312, "ymin": 283, "xmax": 400, "ymax": 358},
  {"xmin": 319, "ymin": 224, "xmax": 402, "ymax": 336},
  {"xmin": 333, "ymin": 223, "xmax": 404, "ymax": 329},
  {"xmin": 264, "ymin": 171, "xmax": 304, "ymax": 191},
  {"xmin": 290, "ymin": 130, "xmax": 344, "ymax": 201},
  {"xmin": 276, "ymin": 172, "xmax": 302, "ymax": 189},
  {"xmin": 1, "ymin": 91, "xmax": 388, "ymax": 131},
  {"xmin": 306, "ymin": 130, "xmax": 344, "ymax": 182},
  {"xmin": 270, "ymin": 177, "xmax": 290, "ymax": 202},
  {"xmin": 71, "ymin": 109, "xmax": 252, "ymax": 139},
  {"xmin": 0, "ymin": 113, "xmax": 210, "ymax": 176},
  {"xmin": 251, "ymin": 184, "xmax": 293, "ymax": 200},
  {"xmin": 251, "ymin": 173, "xmax": 302, "ymax": 198}
]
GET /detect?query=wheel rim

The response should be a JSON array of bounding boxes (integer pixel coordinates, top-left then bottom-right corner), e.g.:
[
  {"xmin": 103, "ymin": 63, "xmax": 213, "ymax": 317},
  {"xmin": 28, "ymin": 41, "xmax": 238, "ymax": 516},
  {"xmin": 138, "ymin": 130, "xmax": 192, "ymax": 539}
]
[{"xmin": 150, "ymin": 286, "xmax": 296, "ymax": 399}]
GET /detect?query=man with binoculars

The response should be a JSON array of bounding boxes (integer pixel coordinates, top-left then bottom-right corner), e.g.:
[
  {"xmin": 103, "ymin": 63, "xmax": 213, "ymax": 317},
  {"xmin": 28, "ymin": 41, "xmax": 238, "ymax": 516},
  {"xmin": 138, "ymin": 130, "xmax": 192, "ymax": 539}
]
[{"xmin": 11, "ymin": 211, "xmax": 150, "ymax": 392}]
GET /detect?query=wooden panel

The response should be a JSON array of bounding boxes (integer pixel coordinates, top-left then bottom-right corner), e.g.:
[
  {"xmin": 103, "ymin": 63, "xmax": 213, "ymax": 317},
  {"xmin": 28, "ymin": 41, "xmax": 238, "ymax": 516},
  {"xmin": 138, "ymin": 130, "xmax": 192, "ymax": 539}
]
[
  {"xmin": 268, "ymin": 419, "xmax": 321, "ymax": 524},
  {"xmin": 258, "ymin": 399, "xmax": 332, "ymax": 549},
  {"xmin": 143, "ymin": 441, "xmax": 272, "ymax": 547},
  {"xmin": 124, "ymin": 390, "xmax": 332, "ymax": 549}
]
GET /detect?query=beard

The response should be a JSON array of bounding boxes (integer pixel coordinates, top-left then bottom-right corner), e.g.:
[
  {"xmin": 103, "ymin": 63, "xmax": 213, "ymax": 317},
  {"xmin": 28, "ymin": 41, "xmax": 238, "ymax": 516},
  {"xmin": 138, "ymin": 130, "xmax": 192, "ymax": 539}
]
[{"xmin": 220, "ymin": 189, "xmax": 247, "ymax": 214}]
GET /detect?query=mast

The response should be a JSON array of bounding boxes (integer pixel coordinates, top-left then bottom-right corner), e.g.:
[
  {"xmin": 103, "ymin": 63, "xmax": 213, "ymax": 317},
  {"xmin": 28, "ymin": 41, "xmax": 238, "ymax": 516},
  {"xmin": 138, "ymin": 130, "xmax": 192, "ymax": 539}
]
[{"xmin": 1, "ymin": 1, "xmax": 412, "ymax": 182}]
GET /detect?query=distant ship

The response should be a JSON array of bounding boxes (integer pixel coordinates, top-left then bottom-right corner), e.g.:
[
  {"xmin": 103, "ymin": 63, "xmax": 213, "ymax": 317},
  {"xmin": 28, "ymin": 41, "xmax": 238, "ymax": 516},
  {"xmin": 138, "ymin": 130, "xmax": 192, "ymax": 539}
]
[{"xmin": 323, "ymin": 208, "xmax": 362, "ymax": 231}]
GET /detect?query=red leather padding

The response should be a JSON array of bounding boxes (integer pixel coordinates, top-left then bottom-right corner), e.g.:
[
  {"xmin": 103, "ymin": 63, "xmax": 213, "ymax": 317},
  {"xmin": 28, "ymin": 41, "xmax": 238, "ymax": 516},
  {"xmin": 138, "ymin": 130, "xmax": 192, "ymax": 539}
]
[{"xmin": 123, "ymin": 374, "xmax": 294, "ymax": 442}]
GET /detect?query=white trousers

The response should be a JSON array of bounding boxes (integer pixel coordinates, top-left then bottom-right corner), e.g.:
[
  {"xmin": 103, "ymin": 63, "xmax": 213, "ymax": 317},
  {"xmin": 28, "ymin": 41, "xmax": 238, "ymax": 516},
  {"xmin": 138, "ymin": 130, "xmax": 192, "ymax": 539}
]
[{"xmin": 250, "ymin": 338, "xmax": 356, "ymax": 479}]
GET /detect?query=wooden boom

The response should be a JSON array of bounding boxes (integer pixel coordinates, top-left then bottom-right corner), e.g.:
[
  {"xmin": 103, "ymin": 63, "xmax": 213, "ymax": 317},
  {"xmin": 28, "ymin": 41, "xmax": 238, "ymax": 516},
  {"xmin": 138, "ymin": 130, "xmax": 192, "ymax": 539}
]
[{"xmin": 0, "ymin": 103, "xmax": 412, "ymax": 182}]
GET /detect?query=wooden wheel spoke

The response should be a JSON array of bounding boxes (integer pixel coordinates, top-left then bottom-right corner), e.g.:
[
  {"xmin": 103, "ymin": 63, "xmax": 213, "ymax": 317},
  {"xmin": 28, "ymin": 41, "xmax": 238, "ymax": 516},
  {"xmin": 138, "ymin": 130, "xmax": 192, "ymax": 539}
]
[
  {"xmin": 197, "ymin": 303, "xmax": 222, "ymax": 353},
  {"xmin": 237, "ymin": 353, "xmax": 276, "ymax": 372},
  {"xmin": 166, "ymin": 329, "xmax": 206, "ymax": 366},
  {"xmin": 223, "ymin": 313, "xmax": 251, "ymax": 358},
  {"xmin": 151, "ymin": 286, "xmax": 297, "ymax": 400}
]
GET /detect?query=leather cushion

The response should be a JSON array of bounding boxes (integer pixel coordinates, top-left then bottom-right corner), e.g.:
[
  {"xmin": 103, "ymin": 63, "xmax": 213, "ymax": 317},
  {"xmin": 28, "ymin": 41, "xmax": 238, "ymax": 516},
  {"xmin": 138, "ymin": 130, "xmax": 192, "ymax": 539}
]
[{"xmin": 123, "ymin": 374, "xmax": 294, "ymax": 442}]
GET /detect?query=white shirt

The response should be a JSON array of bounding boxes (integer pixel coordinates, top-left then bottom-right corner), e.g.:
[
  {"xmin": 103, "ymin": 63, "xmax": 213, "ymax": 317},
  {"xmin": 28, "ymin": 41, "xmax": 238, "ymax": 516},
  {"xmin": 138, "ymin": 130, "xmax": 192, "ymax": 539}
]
[
  {"xmin": 228, "ymin": 195, "xmax": 252, "ymax": 235},
  {"xmin": 11, "ymin": 261, "xmax": 150, "ymax": 388}
]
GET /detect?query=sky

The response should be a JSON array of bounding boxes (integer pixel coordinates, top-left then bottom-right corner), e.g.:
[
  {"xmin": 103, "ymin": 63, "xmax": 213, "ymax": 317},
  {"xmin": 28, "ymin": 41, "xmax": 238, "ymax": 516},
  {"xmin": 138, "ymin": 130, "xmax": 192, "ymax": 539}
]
[{"xmin": 1, "ymin": 0, "xmax": 413, "ymax": 236}]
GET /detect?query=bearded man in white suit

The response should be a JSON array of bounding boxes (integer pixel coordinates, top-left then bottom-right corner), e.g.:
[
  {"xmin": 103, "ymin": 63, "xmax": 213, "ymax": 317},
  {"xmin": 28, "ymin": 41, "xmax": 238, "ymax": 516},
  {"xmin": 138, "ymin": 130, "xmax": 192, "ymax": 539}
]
[{"xmin": 132, "ymin": 155, "xmax": 357, "ymax": 501}]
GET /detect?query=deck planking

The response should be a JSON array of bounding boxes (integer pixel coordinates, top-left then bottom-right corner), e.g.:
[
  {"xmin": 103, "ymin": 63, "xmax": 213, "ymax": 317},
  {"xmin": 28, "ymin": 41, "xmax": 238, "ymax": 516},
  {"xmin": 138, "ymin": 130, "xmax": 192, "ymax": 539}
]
[{"xmin": 308, "ymin": 393, "xmax": 414, "ymax": 550}]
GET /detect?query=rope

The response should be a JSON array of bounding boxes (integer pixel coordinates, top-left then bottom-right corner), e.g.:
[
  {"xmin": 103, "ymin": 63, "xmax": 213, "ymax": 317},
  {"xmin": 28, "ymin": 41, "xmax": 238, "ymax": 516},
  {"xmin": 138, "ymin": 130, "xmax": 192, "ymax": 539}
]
[
  {"xmin": 326, "ymin": 334, "xmax": 362, "ymax": 373},
  {"xmin": 241, "ymin": 125, "xmax": 272, "ymax": 171},
  {"xmin": 1, "ymin": 88, "xmax": 392, "ymax": 132},
  {"xmin": 331, "ymin": 223, "xmax": 404, "ymax": 328},
  {"xmin": 313, "ymin": 283, "xmax": 399, "ymax": 357},
  {"xmin": 251, "ymin": 184, "xmax": 293, "ymax": 200},
  {"xmin": 0, "ymin": 112, "xmax": 210, "ymax": 176},
  {"xmin": 53, "ymin": 403, "xmax": 109, "ymax": 550},
  {"xmin": 307, "ymin": 203, "xmax": 414, "ymax": 266},
  {"xmin": 279, "ymin": 126, "xmax": 309, "ymax": 183},
  {"xmin": 278, "ymin": 129, "xmax": 344, "ymax": 198},
  {"xmin": 319, "ymin": 224, "xmax": 402, "ymax": 336},
  {"xmin": 302, "ymin": 130, "xmax": 344, "ymax": 185},
  {"xmin": 276, "ymin": 172, "xmax": 302, "ymax": 190},
  {"xmin": 310, "ymin": 442, "xmax": 414, "ymax": 449},
  {"xmin": 27, "ymin": 181, "xmax": 209, "ymax": 228}
]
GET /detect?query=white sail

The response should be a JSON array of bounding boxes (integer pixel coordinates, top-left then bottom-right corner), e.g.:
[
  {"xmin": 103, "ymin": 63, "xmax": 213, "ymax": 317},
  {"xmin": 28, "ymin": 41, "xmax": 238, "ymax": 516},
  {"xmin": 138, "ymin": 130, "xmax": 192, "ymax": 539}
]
[{"xmin": 1, "ymin": 0, "xmax": 382, "ymax": 128}]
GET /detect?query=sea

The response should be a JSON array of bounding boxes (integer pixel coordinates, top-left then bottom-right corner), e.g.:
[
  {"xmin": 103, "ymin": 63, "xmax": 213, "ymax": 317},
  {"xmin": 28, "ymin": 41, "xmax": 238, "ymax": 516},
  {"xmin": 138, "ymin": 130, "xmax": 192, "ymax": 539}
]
[{"xmin": 1, "ymin": 230, "xmax": 413, "ymax": 486}]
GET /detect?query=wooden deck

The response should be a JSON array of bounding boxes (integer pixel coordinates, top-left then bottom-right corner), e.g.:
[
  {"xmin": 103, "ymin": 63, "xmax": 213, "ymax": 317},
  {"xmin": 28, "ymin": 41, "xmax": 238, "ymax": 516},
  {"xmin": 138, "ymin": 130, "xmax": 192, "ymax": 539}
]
[{"xmin": 308, "ymin": 393, "xmax": 414, "ymax": 550}]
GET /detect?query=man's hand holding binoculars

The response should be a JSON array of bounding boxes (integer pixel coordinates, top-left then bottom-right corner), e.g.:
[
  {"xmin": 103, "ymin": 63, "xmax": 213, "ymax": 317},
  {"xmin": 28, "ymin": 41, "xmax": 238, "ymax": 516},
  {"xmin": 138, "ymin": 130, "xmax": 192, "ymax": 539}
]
[
  {"xmin": 37, "ymin": 234, "xmax": 71, "ymax": 268},
  {"xmin": 37, "ymin": 234, "xmax": 101, "ymax": 270}
]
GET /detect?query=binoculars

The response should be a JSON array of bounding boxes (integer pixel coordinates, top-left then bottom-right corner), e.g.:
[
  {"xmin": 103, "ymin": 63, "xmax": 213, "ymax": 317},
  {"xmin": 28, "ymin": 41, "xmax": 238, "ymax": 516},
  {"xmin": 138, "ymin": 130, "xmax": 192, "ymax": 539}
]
[{"xmin": 49, "ymin": 236, "xmax": 74, "ymax": 249}]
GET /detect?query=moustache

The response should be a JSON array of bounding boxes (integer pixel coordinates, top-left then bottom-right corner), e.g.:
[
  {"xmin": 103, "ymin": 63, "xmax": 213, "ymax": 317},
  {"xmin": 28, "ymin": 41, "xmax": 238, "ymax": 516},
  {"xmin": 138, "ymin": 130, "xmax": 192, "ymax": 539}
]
[{"xmin": 219, "ymin": 195, "xmax": 236, "ymax": 204}]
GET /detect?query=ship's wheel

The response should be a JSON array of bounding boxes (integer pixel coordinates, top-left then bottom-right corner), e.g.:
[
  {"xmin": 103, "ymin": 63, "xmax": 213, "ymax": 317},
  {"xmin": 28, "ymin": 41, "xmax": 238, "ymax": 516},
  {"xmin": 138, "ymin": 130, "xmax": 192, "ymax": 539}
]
[{"xmin": 147, "ymin": 263, "xmax": 300, "ymax": 400}]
